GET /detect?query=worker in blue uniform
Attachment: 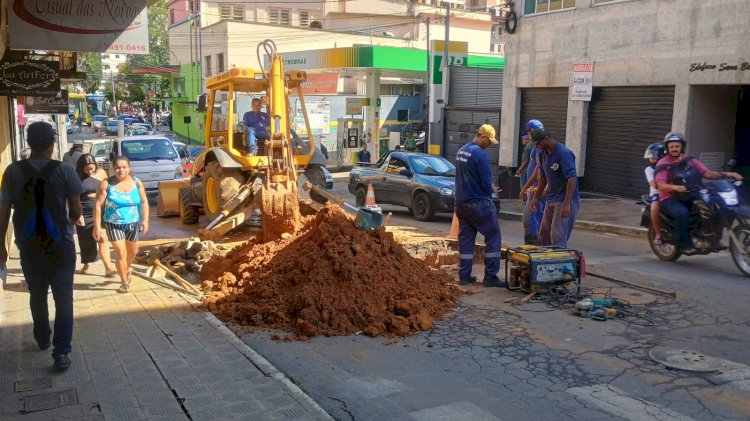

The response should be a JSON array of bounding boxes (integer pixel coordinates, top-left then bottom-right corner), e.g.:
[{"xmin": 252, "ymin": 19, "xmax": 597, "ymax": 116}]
[{"xmin": 454, "ymin": 124, "xmax": 503, "ymax": 287}]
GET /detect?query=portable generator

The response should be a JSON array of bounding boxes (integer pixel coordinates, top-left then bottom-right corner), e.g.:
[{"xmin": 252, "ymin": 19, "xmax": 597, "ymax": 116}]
[{"xmin": 504, "ymin": 246, "xmax": 583, "ymax": 293}]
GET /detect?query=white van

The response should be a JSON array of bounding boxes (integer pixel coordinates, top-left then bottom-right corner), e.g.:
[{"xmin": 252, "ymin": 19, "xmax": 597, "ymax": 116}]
[{"xmin": 110, "ymin": 135, "xmax": 184, "ymax": 195}]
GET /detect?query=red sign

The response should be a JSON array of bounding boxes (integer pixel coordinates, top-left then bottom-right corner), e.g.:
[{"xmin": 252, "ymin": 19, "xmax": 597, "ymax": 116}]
[{"xmin": 299, "ymin": 73, "xmax": 339, "ymax": 95}]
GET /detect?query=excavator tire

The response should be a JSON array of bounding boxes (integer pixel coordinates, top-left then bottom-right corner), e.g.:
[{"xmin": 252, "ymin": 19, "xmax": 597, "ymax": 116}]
[
  {"xmin": 304, "ymin": 164, "xmax": 328, "ymax": 204},
  {"xmin": 203, "ymin": 161, "xmax": 245, "ymax": 221},
  {"xmin": 179, "ymin": 187, "xmax": 199, "ymax": 225}
]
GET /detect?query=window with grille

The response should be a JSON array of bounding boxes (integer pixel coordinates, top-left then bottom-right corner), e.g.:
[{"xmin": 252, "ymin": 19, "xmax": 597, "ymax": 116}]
[
  {"xmin": 169, "ymin": 9, "xmax": 175, "ymax": 24},
  {"xmin": 220, "ymin": 5, "xmax": 244, "ymax": 21},
  {"xmin": 299, "ymin": 11, "xmax": 315, "ymax": 27},
  {"xmin": 217, "ymin": 53, "xmax": 225, "ymax": 73},
  {"xmin": 269, "ymin": 8, "xmax": 291, "ymax": 25},
  {"xmin": 524, "ymin": 0, "xmax": 575, "ymax": 15},
  {"xmin": 205, "ymin": 56, "xmax": 212, "ymax": 76}
]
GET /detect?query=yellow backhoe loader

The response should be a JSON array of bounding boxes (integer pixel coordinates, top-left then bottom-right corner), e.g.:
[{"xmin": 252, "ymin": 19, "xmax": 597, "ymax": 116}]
[{"xmin": 179, "ymin": 40, "xmax": 328, "ymax": 241}]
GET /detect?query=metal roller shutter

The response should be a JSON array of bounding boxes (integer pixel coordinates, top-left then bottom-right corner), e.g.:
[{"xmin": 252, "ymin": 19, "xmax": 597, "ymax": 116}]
[
  {"xmin": 444, "ymin": 110, "xmax": 501, "ymax": 179},
  {"xmin": 520, "ymin": 88, "xmax": 569, "ymax": 144},
  {"xmin": 581, "ymin": 86, "xmax": 675, "ymax": 199},
  {"xmin": 449, "ymin": 67, "xmax": 503, "ymax": 107}
]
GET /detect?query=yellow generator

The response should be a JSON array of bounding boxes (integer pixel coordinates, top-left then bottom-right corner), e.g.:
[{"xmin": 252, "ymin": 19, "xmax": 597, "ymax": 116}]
[{"xmin": 504, "ymin": 246, "xmax": 583, "ymax": 293}]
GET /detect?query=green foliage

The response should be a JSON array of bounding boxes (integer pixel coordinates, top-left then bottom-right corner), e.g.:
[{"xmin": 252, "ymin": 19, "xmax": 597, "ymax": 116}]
[{"xmin": 78, "ymin": 52, "xmax": 102, "ymax": 94}]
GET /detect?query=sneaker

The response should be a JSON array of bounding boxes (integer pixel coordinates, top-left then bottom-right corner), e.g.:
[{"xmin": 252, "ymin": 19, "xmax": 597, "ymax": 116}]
[
  {"xmin": 482, "ymin": 275, "xmax": 506, "ymax": 288},
  {"xmin": 54, "ymin": 355, "xmax": 71, "ymax": 371},
  {"xmin": 458, "ymin": 276, "xmax": 477, "ymax": 286}
]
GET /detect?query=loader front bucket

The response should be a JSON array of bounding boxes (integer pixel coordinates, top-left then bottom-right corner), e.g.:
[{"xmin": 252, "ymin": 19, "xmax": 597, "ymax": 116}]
[{"xmin": 260, "ymin": 179, "xmax": 301, "ymax": 241}]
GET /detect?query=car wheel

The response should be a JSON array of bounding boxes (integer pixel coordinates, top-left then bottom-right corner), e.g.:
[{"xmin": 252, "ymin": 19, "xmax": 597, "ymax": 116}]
[
  {"xmin": 412, "ymin": 192, "xmax": 433, "ymax": 221},
  {"xmin": 355, "ymin": 186, "xmax": 367, "ymax": 207}
]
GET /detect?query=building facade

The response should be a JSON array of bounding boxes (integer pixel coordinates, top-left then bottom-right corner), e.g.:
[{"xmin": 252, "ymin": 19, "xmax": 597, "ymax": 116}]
[{"xmin": 500, "ymin": 0, "xmax": 750, "ymax": 198}]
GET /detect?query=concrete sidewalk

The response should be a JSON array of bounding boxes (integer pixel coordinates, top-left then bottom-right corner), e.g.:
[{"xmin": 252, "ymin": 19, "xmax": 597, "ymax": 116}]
[
  {"xmin": 0, "ymin": 249, "xmax": 332, "ymax": 420},
  {"xmin": 499, "ymin": 197, "xmax": 648, "ymax": 238}
]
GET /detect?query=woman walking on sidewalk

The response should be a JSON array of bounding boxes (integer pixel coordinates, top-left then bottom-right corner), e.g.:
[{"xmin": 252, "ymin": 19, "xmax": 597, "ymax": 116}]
[
  {"xmin": 75, "ymin": 154, "xmax": 117, "ymax": 277},
  {"xmin": 93, "ymin": 156, "xmax": 149, "ymax": 293}
]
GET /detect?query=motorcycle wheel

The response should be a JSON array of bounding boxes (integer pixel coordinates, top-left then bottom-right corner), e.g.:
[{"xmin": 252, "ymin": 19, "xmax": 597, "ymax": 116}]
[
  {"xmin": 648, "ymin": 227, "xmax": 681, "ymax": 261},
  {"xmin": 729, "ymin": 224, "xmax": 750, "ymax": 277}
]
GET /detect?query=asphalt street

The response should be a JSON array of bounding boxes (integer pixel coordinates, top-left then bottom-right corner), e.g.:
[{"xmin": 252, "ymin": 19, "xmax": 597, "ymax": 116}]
[{"xmin": 239, "ymin": 178, "xmax": 750, "ymax": 420}]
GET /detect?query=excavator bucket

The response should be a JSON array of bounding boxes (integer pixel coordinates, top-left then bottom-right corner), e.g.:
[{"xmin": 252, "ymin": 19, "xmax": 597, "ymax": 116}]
[{"xmin": 260, "ymin": 179, "xmax": 301, "ymax": 241}]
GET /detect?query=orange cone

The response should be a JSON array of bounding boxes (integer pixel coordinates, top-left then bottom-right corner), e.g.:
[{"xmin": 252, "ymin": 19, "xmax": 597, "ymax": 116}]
[
  {"xmin": 448, "ymin": 212, "xmax": 459, "ymax": 239},
  {"xmin": 365, "ymin": 183, "xmax": 377, "ymax": 207}
]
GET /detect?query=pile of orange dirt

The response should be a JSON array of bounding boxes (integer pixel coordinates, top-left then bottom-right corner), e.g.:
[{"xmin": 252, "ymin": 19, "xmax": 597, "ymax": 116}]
[{"xmin": 200, "ymin": 204, "xmax": 460, "ymax": 339}]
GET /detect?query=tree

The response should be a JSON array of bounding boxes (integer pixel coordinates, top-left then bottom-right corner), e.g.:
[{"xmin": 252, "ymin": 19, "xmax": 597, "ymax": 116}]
[
  {"xmin": 122, "ymin": 0, "xmax": 170, "ymax": 104},
  {"xmin": 78, "ymin": 52, "xmax": 102, "ymax": 94}
]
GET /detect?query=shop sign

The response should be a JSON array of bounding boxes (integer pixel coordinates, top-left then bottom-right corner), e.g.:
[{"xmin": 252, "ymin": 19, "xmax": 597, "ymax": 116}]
[
  {"xmin": 299, "ymin": 73, "xmax": 339, "ymax": 95},
  {"xmin": 689, "ymin": 62, "xmax": 750, "ymax": 72},
  {"xmin": 8, "ymin": 0, "xmax": 149, "ymax": 55},
  {"xmin": 571, "ymin": 62, "xmax": 594, "ymax": 101},
  {"xmin": 21, "ymin": 89, "xmax": 69, "ymax": 114},
  {"xmin": 0, "ymin": 58, "xmax": 59, "ymax": 96},
  {"xmin": 346, "ymin": 98, "xmax": 366, "ymax": 115}
]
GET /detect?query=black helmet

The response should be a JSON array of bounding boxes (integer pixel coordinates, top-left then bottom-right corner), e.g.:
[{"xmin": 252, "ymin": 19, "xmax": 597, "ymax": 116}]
[
  {"xmin": 644, "ymin": 143, "xmax": 665, "ymax": 160},
  {"xmin": 663, "ymin": 132, "xmax": 687, "ymax": 149}
]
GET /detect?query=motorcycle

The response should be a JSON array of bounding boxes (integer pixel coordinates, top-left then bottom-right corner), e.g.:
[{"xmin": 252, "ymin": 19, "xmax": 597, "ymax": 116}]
[{"xmin": 639, "ymin": 176, "xmax": 750, "ymax": 277}]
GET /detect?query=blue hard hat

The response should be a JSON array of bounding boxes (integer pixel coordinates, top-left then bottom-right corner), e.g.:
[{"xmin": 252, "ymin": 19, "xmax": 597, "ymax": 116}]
[{"xmin": 526, "ymin": 119, "xmax": 544, "ymax": 131}]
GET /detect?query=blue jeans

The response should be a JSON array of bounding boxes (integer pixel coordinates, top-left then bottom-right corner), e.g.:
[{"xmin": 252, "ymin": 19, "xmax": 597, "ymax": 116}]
[
  {"xmin": 19, "ymin": 240, "xmax": 76, "ymax": 358},
  {"xmin": 456, "ymin": 200, "xmax": 501, "ymax": 281},
  {"xmin": 539, "ymin": 199, "xmax": 580, "ymax": 248},
  {"xmin": 661, "ymin": 198, "xmax": 692, "ymax": 249},
  {"xmin": 247, "ymin": 128, "xmax": 268, "ymax": 154},
  {"xmin": 523, "ymin": 190, "xmax": 545, "ymax": 242}
]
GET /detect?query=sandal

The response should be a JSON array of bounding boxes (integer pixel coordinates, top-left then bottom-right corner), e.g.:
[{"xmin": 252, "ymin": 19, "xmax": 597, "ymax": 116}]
[
  {"xmin": 75, "ymin": 269, "xmax": 88, "ymax": 275},
  {"xmin": 117, "ymin": 284, "xmax": 130, "ymax": 294},
  {"xmin": 104, "ymin": 270, "xmax": 117, "ymax": 278}
]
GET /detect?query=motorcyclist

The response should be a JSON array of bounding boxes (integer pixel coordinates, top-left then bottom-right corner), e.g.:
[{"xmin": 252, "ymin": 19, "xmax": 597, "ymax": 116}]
[
  {"xmin": 654, "ymin": 133, "xmax": 743, "ymax": 254},
  {"xmin": 644, "ymin": 143, "xmax": 665, "ymax": 244}
]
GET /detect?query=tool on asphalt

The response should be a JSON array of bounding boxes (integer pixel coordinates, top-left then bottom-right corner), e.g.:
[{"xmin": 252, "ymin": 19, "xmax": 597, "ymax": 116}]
[
  {"xmin": 131, "ymin": 270, "xmax": 203, "ymax": 298},
  {"xmin": 504, "ymin": 246, "xmax": 583, "ymax": 293},
  {"xmin": 586, "ymin": 271, "xmax": 677, "ymax": 299},
  {"xmin": 179, "ymin": 39, "xmax": 330, "ymax": 240}
]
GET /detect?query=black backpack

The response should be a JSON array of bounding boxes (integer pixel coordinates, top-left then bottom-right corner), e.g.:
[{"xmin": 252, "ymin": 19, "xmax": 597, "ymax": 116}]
[{"xmin": 16, "ymin": 160, "xmax": 63, "ymax": 249}]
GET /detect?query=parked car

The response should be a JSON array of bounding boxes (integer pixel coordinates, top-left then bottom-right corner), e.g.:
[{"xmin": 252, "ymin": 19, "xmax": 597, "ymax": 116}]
[
  {"xmin": 87, "ymin": 140, "xmax": 112, "ymax": 171},
  {"xmin": 110, "ymin": 135, "xmax": 184, "ymax": 195},
  {"xmin": 65, "ymin": 118, "xmax": 73, "ymax": 134},
  {"xmin": 128, "ymin": 123, "xmax": 155, "ymax": 135},
  {"xmin": 348, "ymin": 151, "xmax": 456, "ymax": 221},
  {"xmin": 91, "ymin": 115, "xmax": 107, "ymax": 132},
  {"xmin": 105, "ymin": 120, "xmax": 119, "ymax": 136},
  {"xmin": 188, "ymin": 145, "xmax": 205, "ymax": 161}
]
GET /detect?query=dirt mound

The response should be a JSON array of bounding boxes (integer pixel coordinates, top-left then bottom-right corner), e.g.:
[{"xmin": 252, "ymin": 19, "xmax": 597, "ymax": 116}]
[{"xmin": 200, "ymin": 205, "xmax": 460, "ymax": 339}]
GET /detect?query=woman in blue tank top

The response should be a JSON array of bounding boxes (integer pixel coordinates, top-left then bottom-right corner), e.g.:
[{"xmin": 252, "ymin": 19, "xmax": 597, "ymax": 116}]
[{"xmin": 93, "ymin": 156, "xmax": 149, "ymax": 293}]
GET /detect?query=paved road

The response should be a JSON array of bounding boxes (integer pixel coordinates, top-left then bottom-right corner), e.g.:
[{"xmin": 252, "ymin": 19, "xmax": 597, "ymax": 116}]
[{"xmin": 235, "ymin": 178, "xmax": 750, "ymax": 420}]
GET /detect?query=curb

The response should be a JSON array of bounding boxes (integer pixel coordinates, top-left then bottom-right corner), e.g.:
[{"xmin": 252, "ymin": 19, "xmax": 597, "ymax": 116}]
[
  {"xmin": 202, "ymin": 312, "xmax": 334, "ymax": 420},
  {"xmin": 498, "ymin": 211, "xmax": 647, "ymax": 239}
]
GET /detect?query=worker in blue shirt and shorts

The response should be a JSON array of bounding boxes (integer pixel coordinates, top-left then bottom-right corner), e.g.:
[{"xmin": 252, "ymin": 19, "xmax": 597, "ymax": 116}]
[{"xmin": 454, "ymin": 124, "xmax": 503, "ymax": 287}]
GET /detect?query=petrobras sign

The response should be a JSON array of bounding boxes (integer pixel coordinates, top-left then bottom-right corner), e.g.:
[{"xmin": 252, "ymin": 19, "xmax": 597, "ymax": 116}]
[{"xmin": 8, "ymin": 0, "xmax": 150, "ymax": 55}]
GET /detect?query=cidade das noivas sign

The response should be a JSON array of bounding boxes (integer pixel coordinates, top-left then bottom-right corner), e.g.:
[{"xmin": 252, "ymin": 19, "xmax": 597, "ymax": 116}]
[
  {"xmin": 8, "ymin": 0, "xmax": 149, "ymax": 55},
  {"xmin": 0, "ymin": 59, "xmax": 60, "ymax": 96}
]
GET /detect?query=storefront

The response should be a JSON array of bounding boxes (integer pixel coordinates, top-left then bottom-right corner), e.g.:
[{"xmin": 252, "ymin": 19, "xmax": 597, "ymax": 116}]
[{"xmin": 500, "ymin": 0, "xmax": 750, "ymax": 199}]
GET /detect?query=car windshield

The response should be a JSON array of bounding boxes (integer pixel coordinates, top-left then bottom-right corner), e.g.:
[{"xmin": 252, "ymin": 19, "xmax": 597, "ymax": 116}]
[
  {"xmin": 94, "ymin": 116, "xmax": 107, "ymax": 121},
  {"xmin": 90, "ymin": 143, "xmax": 111, "ymax": 157},
  {"xmin": 189, "ymin": 147, "xmax": 205, "ymax": 158},
  {"xmin": 409, "ymin": 156, "xmax": 455, "ymax": 176},
  {"xmin": 107, "ymin": 121, "xmax": 118, "ymax": 126},
  {"xmin": 122, "ymin": 139, "xmax": 177, "ymax": 161}
]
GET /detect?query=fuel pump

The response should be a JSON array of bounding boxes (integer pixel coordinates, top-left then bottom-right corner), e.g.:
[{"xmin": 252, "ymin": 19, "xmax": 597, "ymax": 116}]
[{"xmin": 336, "ymin": 118, "xmax": 364, "ymax": 166}]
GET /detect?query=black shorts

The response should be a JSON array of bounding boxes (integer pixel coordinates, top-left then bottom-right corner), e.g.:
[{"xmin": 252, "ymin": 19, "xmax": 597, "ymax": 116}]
[{"xmin": 104, "ymin": 222, "xmax": 140, "ymax": 242}]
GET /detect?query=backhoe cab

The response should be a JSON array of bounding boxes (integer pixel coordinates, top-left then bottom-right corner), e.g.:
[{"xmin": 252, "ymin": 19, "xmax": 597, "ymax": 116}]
[{"xmin": 181, "ymin": 40, "xmax": 327, "ymax": 241}]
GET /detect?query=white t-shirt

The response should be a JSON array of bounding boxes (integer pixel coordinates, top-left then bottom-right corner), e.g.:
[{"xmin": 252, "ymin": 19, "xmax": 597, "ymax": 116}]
[{"xmin": 644, "ymin": 166, "xmax": 658, "ymax": 196}]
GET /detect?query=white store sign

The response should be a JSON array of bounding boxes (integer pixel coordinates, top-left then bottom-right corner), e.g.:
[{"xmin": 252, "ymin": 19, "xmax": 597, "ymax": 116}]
[
  {"xmin": 8, "ymin": 0, "xmax": 149, "ymax": 55},
  {"xmin": 571, "ymin": 63, "xmax": 595, "ymax": 101}
]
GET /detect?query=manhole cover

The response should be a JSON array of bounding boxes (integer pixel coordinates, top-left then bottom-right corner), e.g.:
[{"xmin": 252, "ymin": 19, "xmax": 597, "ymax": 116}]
[
  {"xmin": 649, "ymin": 347, "xmax": 726, "ymax": 373},
  {"xmin": 22, "ymin": 389, "xmax": 78, "ymax": 413},
  {"xmin": 14, "ymin": 378, "xmax": 51, "ymax": 393}
]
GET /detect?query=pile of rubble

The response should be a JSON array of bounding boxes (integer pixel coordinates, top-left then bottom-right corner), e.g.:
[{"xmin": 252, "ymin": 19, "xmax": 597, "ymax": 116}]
[
  {"xmin": 135, "ymin": 239, "xmax": 231, "ymax": 281},
  {"xmin": 200, "ymin": 204, "xmax": 460, "ymax": 340}
]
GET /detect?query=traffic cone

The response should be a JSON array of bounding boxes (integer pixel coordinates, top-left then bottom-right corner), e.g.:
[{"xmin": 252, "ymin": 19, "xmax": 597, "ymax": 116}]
[
  {"xmin": 365, "ymin": 183, "xmax": 377, "ymax": 207},
  {"xmin": 448, "ymin": 212, "xmax": 459, "ymax": 239}
]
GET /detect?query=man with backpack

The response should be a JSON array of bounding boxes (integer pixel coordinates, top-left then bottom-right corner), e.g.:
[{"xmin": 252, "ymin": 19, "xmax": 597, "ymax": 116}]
[
  {"xmin": 0, "ymin": 121, "xmax": 84, "ymax": 371},
  {"xmin": 654, "ymin": 132, "xmax": 742, "ymax": 254}
]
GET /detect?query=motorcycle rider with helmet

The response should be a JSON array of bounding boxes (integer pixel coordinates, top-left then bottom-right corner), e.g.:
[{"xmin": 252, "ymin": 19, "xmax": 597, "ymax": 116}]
[
  {"xmin": 654, "ymin": 133, "xmax": 743, "ymax": 254},
  {"xmin": 644, "ymin": 143, "xmax": 666, "ymax": 244}
]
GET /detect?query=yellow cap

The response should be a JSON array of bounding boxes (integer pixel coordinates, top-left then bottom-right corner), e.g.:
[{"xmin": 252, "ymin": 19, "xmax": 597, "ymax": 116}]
[{"xmin": 478, "ymin": 124, "xmax": 498, "ymax": 144}]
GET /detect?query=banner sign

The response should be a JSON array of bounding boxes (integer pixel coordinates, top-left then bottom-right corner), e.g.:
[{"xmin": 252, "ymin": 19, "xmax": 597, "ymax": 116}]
[
  {"xmin": 571, "ymin": 63, "xmax": 595, "ymax": 101},
  {"xmin": 0, "ymin": 58, "xmax": 59, "ymax": 96},
  {"xmin": 346, "ymin": 98, "xmax": 366, "ymax": 115},
  {"xmin": 299, "ymin": 73, "xmax": 339, "ymax": 95},
  {"xmin": 429, "ymin": 40, "xmax": 468, "ymax": 123},
  {"xmin": 22, "ymin": 89, "xmax": 69, "ymax": 114},
  {"xmin": 8, "ymin": 0, "xmax": 149, "ymax": 55}
]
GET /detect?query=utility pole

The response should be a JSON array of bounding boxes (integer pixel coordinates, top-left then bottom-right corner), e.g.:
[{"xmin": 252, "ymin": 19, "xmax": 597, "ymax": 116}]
[
  {"xmin": 444, "ymin": 2, "xmax": 450, "ymax": 71},
  {"xmin": 425, "ymin": 18, "xmax": 431, "ymax": 145},
  {"xmin": 111, "ymin": 70, "xmax": 116, "ymax": 115}
]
